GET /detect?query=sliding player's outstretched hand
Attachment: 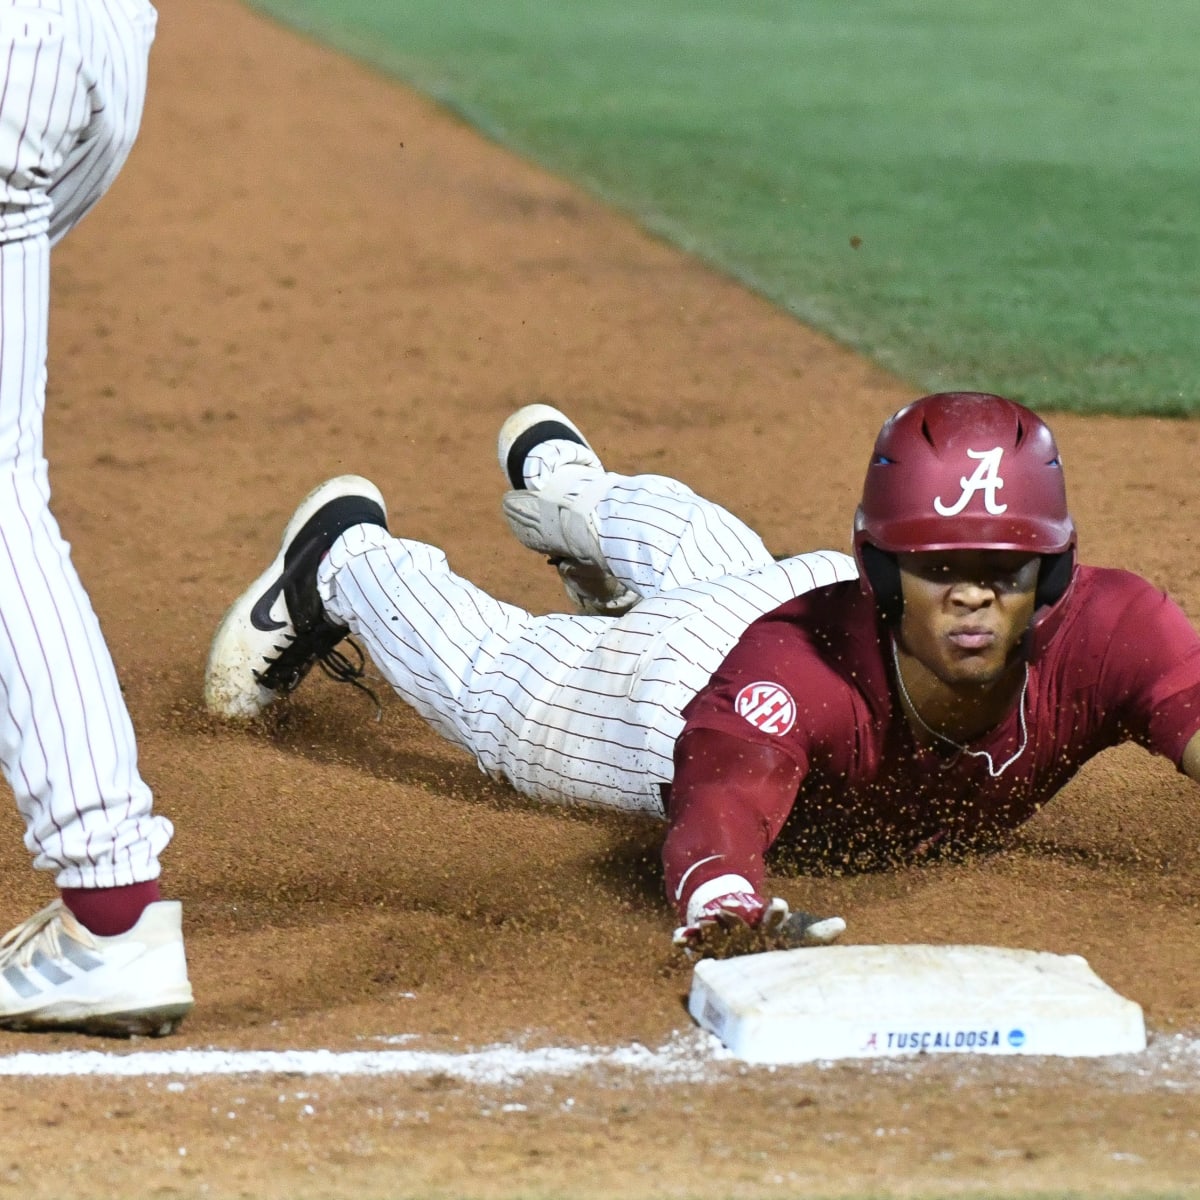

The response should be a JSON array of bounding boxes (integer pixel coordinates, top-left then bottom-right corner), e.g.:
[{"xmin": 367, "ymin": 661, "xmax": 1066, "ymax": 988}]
[{"xmin": 672, "ymin": 890, "xmax": 845, "ymax": 960}]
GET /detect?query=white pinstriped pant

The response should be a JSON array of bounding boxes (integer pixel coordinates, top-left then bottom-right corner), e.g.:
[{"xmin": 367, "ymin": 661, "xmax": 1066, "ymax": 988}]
[
  {"xmin": 319, "ymin": 470, "xmax": 857, "ymax": 815},
  {"xmin": 0, "ymin": 0, "xmax": 170, "ymax": 886}
]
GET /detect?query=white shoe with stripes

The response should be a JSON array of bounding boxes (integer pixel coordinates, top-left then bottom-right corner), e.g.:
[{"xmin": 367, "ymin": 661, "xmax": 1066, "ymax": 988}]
[{"xmin": 0, "ymin": 900, "xmax": 193, "ymax": 1037}]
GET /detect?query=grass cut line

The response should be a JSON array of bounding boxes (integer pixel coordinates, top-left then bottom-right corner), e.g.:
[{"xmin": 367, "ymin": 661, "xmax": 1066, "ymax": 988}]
[{"xmin": 248, "ymin": 0, "xmax": 1200, "ymax": 416}]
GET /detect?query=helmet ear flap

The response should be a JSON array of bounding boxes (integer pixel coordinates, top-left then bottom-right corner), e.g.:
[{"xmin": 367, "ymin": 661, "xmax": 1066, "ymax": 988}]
[
  {"xmin": 860, "ymin": 544, "xmax": 902, "ymax": 622},
  {"xmin": 1035, "ymin": 550, "xmax": 1074, "ymax": 609}
]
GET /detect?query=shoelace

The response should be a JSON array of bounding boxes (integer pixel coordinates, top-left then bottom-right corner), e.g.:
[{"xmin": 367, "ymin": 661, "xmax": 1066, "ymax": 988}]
[
  {"xmin": 317, "ymin": 640, "xmax": 383, "ymax": 720},
  {"xmin": 0, "ymin": 901, "xmax": 89, "ymax": 970},
  {"xmin": 256, "ymin": 634, "xmax": 383, "ymax": 720}
]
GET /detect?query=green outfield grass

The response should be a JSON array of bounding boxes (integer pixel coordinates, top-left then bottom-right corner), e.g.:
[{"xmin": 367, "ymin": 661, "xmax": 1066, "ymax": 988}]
[{"xmin": 248, "ymin": 0, "xmax": 1200, "ymax": 415}]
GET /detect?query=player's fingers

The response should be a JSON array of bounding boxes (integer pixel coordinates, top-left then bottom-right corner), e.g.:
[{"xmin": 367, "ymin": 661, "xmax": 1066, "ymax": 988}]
[{"xmin": 778, "ymin": 911, "xmax": 846, "ymax": 947}]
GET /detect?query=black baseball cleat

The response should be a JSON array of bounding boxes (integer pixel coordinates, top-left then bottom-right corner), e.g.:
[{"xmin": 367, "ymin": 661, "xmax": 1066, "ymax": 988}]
[{"xmin": 204, "ymin": 476, "xmax": 387, "ymax": 719}]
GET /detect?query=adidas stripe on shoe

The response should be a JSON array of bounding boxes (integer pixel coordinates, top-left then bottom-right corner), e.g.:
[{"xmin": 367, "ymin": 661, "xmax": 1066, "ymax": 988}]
[{"xmin": 0, "ymin": 899, "xmax": 193, "ymax": 1037}]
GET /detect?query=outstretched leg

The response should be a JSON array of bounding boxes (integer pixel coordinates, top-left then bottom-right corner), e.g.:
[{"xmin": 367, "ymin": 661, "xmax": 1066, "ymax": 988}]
[
  {"xmin": 317, "ymin": 524, "xmax": 540, "ymax": 754},
  {"xmin": 205, "ymin": 476, "xmax": 655, "ymax": 809},
  {"xmin": 316, "ymin": 524, "xmax": 678, "ymax": 813},
  {"xmin": 205, "ymin": 476, "xmax": 555, "ymax": 761},
  {"xmin": 206, "ymin": 423, "xmax": 856, "ymax": 817}
]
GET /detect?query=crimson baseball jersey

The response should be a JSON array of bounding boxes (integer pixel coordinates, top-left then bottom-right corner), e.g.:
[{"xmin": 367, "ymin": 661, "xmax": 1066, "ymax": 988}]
[{"xmin": 667, "ymin": 565, "xmax": 1200, "ymax": 907}]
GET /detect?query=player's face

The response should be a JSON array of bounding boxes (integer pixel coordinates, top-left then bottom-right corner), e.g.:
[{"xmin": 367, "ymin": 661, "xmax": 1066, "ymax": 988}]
[{"xmin": 896, "ymin": 550, "xmax": 1040, "ymax": 687}]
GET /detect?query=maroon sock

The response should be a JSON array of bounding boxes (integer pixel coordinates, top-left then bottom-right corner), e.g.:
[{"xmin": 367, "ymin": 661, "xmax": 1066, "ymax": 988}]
[{"xmin": 60, "ymin": 880, "xmax": 162, "ymax": 937}]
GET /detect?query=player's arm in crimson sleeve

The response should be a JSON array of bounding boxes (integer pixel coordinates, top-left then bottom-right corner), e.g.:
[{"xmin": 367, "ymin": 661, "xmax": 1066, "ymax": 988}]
[
  {"xmin": 1096, "ymin": 570, "xmax": 1200, "ymax": 765},
  {"xmin": 662, "ymin": 726, "xmax": 803, "ymax": 923}
]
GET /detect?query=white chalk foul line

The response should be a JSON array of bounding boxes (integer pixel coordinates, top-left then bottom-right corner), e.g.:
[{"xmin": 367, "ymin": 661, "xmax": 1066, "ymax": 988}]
[
  {"xmin": 0, "ymin": 1032, "xmax": 729, "ymax": 1082},
  {"xmin": 2, "ymin": 1032, "xmax": 1197, "ymax": 1084}
]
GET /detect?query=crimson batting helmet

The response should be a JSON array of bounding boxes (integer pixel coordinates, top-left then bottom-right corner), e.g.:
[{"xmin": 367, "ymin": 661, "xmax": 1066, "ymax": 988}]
[{"xmin": 853, "ymin": 392, "xmax": 1077, "ymax": 654}]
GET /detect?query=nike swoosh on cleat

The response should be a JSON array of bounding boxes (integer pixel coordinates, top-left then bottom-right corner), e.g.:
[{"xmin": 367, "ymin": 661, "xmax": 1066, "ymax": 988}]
[{"xmin": 249, "ymin": 580, "xmax": 287, "ymax": 632}]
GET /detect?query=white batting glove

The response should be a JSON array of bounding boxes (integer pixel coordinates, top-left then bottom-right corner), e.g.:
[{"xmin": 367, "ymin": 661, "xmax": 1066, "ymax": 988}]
[{"xmin": 672, "ymin": 879, "xmax": 845, "ymax": 960}]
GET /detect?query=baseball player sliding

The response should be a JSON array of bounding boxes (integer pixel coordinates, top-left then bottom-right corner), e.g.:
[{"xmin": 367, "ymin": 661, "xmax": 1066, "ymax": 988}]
[
  {"xmin": 0, "ymin": 0, "xmax": 191, "ymax": 1035},
  {"xmin": 206, "ymin": 393, "xmax": 1200, "ymax": 957}
]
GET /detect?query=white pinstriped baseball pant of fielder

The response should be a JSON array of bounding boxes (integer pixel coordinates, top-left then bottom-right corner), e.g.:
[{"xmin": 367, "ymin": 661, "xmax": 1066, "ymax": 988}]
[
  {"xmin": 0, "ymin": 0, "xmax": 171, "ymax": 886},
  {"xmin": 318, "ymin": 469, "xmax": 857, "ymax": 815}
]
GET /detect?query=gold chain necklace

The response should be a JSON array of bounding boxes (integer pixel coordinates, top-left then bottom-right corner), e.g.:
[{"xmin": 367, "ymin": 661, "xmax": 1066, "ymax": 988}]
[{"xmin": 889, "ymin": 637, "xmax": 1029, "ymax": 779}]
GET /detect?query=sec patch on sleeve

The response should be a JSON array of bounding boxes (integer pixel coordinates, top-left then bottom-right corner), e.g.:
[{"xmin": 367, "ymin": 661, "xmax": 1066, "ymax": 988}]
[{"xmin": 734, "ymin": 681, "xmax": 797, "ymax": 735}]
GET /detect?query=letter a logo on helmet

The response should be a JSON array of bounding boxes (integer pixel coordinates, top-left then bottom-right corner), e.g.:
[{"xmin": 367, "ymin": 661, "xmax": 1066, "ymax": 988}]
[
  {"xmin": 933, "ymin": 447, "xmax": 1008, "ymax": 516},
  {"xmin": 851, "ymin": 392, "xmax": 1078, "ymax": 658}
]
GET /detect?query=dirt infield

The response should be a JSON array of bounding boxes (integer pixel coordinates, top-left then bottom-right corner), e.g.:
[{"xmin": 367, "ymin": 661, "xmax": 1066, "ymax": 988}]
[{"xmin": 2, "ymin": 0, "xmax": 1200, "ymax": 1195}]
